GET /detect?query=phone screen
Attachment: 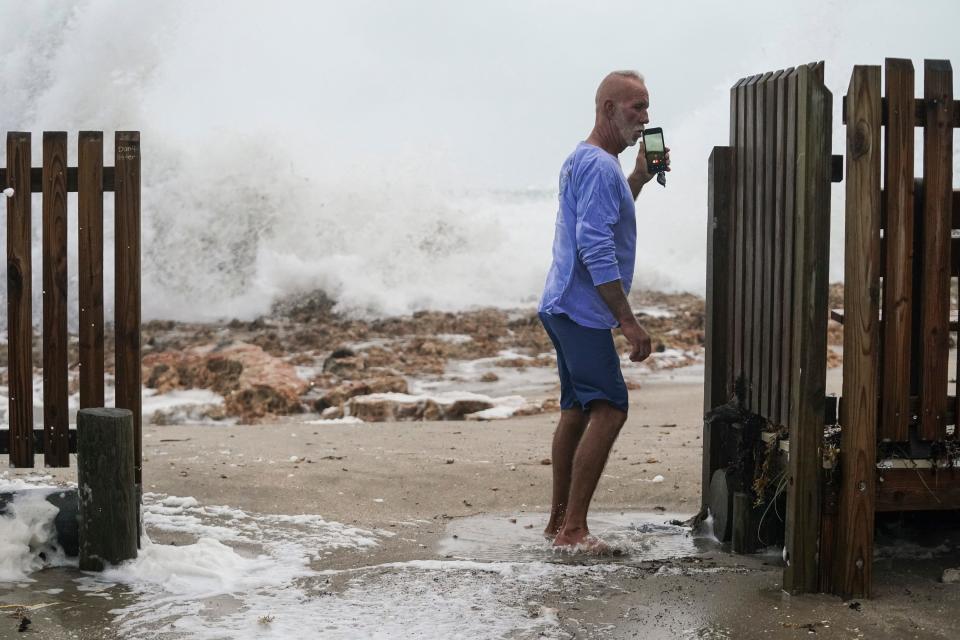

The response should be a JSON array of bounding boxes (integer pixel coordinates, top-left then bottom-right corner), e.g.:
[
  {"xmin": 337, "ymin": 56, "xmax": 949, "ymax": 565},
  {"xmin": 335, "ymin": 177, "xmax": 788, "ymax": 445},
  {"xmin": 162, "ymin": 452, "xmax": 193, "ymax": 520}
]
[
  {"xmin": 644, "ymin": 132, "xmax": 664, "ymax": 154},
  {"xmin": 644, "ymin": 130, "xmax": 665, "ymax": 171}
]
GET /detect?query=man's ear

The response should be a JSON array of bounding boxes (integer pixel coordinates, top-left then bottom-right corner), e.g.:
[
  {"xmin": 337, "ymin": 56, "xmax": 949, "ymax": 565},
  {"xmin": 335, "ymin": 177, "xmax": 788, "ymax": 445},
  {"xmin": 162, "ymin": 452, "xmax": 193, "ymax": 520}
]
[{"xmin": 597, "ymin": 100, "xmax": 611, "ymax": 119}]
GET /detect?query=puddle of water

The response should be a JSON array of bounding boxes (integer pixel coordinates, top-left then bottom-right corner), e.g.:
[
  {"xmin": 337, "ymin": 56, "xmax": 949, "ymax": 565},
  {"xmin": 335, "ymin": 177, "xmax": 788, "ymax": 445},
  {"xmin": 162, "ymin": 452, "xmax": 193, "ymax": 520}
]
[
  {"xmin": 1, "ymin": 480, "xmax": 728, "ymax": 640},
  {"xmin": 438, "ymin": 511, "xmax": 715, "ymax": 564}
]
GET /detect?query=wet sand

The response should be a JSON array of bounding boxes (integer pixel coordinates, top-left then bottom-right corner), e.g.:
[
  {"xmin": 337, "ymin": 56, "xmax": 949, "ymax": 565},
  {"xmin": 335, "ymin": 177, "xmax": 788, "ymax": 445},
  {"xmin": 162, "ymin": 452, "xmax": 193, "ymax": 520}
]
[{"xmin": 3, "ymin": 372, "xmax": 960, "ymax": 639}]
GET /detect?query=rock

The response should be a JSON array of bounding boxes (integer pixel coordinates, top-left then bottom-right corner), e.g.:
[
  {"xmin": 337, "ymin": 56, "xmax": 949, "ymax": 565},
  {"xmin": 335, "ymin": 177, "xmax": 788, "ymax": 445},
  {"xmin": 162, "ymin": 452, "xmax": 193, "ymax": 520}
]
[
  {"xmin": 150, "ymin": 403, "xmax": 227, "ymax": 425},
  {"xmin": 316, "ymin": 381, "xmax": 371, "ymax": 410},
  {"xmin": 320, "ymin": 405, "xmax": 344, "ymax": 420},
  {"xmin": 943, "ymin": 568, "xmax": 960, "ymax": 584},
  {"xmin": 316, "ymin": 376, "xmax": 408, "ymax": 411},
  {"xmin": 480, "ymin": 372, "xmax": 499, "ymax": 382},
  {"xmin": 322, "ymin": 353, "xmax": 367, "ymax": 378},
  {"xmin": 368, "ymin": 375, "xmax": 409, "ymax": 395},
  {"xmin": 142, "ymin": 342, "xmax": 308, "ymax": 423},
  {"xmin": 444, "ymin": 398, "xmax": 496, "ymax": 419},
  {"xmin": 348, "ymin": 396, "xmax": 397, "ymax": 422}
]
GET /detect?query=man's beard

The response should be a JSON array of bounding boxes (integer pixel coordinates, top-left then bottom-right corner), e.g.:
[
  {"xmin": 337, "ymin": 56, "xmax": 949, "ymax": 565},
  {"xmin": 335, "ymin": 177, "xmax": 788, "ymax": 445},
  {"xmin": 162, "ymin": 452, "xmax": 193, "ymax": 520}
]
[{"xmin": 613, "ymin": 109, "xmax": 640, "ymax": 147}]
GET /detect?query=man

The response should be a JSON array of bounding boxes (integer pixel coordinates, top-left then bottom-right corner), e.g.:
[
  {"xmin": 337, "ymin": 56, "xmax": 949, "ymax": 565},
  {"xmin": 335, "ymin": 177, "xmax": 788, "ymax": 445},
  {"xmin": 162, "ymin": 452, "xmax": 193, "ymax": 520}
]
[{"xmin": 538, "ymin": 70, "xmax": 670, "ymax": 552}]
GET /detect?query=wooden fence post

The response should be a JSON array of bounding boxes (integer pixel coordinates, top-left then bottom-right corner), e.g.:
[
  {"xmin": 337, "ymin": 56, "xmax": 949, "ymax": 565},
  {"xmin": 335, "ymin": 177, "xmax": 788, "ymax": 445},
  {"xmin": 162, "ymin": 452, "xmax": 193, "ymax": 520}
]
[
  {"xmin": 115, "ymin": 132, "xmax": 142, "ymax": 487},
  {"xmin": 77, "ymin": 408, "xmax": 137, "ymax": 571},
  {"xmin": 879, "ymin": 59, "xmax": 915, "ymax": 443},
  {"xmin": 834, "ymin": 65, "xmax": 882, "ymax": 599},
  {"xmin": 702, "ymin": 145, "xmax": 735, "ymax": 508},
  {"xmin": 918, "ymin": 59, "xmax": 954, "ymax": 442},
  {"xmin": 6, "ymin": 132, "xmax": 33, "ymax": 468},
  {"xmin": 79, "ymin": 131, "xmax": 106, "ymax": 409},
  {"xmin": 42, "ymin": 131, "xmax": 70, "ymax": 467},
  {"xmin": 783, "ymin": 64, "xmax": 832, "ymax": 594}
]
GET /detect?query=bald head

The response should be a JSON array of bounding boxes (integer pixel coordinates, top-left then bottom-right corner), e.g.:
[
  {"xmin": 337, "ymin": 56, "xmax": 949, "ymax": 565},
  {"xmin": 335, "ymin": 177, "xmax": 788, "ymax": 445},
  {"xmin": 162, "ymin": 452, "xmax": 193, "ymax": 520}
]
[{"xmin": 595, "ymin": 70, "xmax": 646, "ymax": 112}]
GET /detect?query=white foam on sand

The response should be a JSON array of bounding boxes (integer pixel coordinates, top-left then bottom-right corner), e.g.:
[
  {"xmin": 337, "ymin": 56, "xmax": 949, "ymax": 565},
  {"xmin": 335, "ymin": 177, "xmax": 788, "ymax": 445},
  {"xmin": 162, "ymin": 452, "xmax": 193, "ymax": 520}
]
[
  {"xmin": 142, "ymin": 388, "xmax": 229, "ymax": 425},
  {"xmin": 303, "ymin": 416, "xmax": 365, "ymax": 425},
  {"xmin": 87, "ymin": 494, "xmax": 579, "ymax": 639},
  {"xmin": 0, "ymin": 487, "xmax": 71, "ymax": 582},
  {"xmin": 2, "ymin": 478, "xmax": 635, "ymax": 639}
]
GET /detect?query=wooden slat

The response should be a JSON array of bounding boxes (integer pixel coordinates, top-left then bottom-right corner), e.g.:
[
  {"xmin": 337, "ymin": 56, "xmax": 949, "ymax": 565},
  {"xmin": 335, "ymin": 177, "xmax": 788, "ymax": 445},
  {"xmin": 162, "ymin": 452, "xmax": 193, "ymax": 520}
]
[
  {"xmin": 910, "ymin": 181, "xmax": 924, "ymax": 399},
  {"xmin": 42, "ymin": 132, "xmax": 70, "ymax": 467},
  {"xmin": 733, "ymin": 77, "xmax": 751, "ymax": 398},
  {"xmin": 702, "ymin": 145, "xmax": 735, "ymax": 509},
  {"xmin": 835, "ymin": 65, "xmax": 881, "ymax": 601},
  {"xmin": 841, "ymin": 95, "xmax": 960, "ymax": 127},
  {"xmin": 918, "ymin": 59, "xmax": 953, "ymax": 441},
  {"xmin": 751, "ymin": 72, "xmax": 769, "ymax": 416},
  {"xmin": 876, "ymin": 469, "xmax": 960, "ymax": 511},
  {"xmin": 5, "ymin": 133, "xmax": 33, "ymax": 468},
  {"xmin": 780, "ymin": 69, "xmax": 799, "ymax": 428},
  {"xmin": 79, "ymin": 132, "xmax": 105, "ymax": 409},
  {"xmin": 880, "ymin": 58, "xmax": 915, "ymax": 443},
  {"xmin": 761, "ymin": 70, "xmax": 783, "ymax": 421},
  {"xmin": 771, "ymin": 69, "xmax": 793, "ymax": 426},
  {"xmin": 733, "ymin": 76, "xmax": 757, "ymax": 401},
  {"xmin": 115, "ymin": 132, "xmax": 143, "ymax": 486},
  {"xmin": 754, "ymin": 70, "xmax": 774, "ymax": 415},
  {"xmin": 744, "ymin": 73, "xmax": 765, "ymax": 411},
  {"xmin": 0, "ymin": 166, "xmax": 115, "ymax": 192},
  {"xmin": 784, "ymin": 64, "xmax": 832, "ymax": 595}
]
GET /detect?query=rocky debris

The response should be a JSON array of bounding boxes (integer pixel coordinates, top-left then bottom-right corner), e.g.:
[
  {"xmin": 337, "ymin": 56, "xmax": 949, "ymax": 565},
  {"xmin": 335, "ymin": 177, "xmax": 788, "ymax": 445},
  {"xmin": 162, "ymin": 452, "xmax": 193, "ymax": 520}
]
[
  {"xmin": 315, "ymin": 376, "xmax": 409, "ymax": 411},
  {"xmin": 347, "ymin": 392, "xmax": 500, "ymax": 422},
  {"xmin": 149, "ymin": 403, "xmax": 227, "ymax": 425},
  {"xmin": 943, "ymin": 568, "xmax": 960, "ymax": 584},
  {"xmin": 123, "ymin": 288, "xmax": 745, "ymax": 423},
  {"xmin": 493, "ymin": 355, "xmax": 554, "ymax": 368},
  {"xmin": 143, "ymin": 342, "xmax": 308, "ymax": 423}
]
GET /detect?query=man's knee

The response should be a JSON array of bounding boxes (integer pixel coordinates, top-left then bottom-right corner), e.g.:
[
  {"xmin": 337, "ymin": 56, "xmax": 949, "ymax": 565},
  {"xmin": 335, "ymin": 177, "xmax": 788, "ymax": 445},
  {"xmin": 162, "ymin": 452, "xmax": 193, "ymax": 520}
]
[{"xmin": 589, "ymin": 400, "xmax": 627, "ymax": 429}]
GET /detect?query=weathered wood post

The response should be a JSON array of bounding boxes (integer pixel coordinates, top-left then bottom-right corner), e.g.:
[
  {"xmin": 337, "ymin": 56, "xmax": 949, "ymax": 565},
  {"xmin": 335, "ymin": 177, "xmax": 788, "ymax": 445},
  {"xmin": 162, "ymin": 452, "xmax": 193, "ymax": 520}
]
[
  {"xmin": 833, "ymin": 64, "xmax": 882, "ymax": 600},
  {"xmin": 701, "ymin": 145, "xmax": 735, "ymax": 511},
  {"xmin": 77, "ymin": 408, "xmax": 137, "ymax": 571},
  {"xmin": 783, "ymin": 62, "xmax": 832, "ymax": 595}
]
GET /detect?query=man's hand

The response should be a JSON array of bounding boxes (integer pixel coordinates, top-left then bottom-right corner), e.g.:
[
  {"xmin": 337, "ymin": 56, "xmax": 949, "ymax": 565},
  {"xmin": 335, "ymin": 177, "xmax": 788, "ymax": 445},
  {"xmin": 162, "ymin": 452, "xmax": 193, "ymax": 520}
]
[
  {"xmin": 620, "ymin": 317, "xmax": 652, "ymax": 363},
  {"xmin": 627, "ymin": 141, "xmax": 671, "ymax": 198}
]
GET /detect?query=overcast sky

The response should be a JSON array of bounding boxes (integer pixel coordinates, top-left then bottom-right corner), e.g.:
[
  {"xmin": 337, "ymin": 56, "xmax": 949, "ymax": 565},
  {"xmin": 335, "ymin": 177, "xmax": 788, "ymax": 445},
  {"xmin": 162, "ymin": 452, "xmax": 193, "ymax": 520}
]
[{"xmin": 134, "ymin": 0, "xmax": 960, "ymax": 188}]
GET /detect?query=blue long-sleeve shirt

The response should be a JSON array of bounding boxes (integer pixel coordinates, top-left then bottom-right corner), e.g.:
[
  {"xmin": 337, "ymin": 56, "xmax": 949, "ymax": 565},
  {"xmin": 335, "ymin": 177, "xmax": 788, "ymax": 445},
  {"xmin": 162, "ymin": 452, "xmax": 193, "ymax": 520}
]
[{"xmin": 538, "ymin": 142, "xmax": 637, "ymax": 330}]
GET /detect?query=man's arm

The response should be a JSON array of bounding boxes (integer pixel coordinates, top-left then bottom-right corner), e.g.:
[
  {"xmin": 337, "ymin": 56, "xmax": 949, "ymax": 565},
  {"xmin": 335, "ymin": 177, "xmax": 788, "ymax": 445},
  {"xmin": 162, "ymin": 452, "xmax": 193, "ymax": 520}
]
[
  {"xmin": 595, "ymin": 280, "xmax": 635, "ymax": 325},
  {"xmin": 627, "ymin": 174, "xmax": 645, "ymax": 200},
  {"xmin": 596, "ymin": 280, "xmax": 652, "ymax": 363}
]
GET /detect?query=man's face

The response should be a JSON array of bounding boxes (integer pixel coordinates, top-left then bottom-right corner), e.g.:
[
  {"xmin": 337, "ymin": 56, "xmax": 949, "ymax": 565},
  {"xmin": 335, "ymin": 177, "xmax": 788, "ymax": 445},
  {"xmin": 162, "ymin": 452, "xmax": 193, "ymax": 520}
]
[{"xmin": 611, "ymin": 83, "xmax": 650, "ymax": 147}]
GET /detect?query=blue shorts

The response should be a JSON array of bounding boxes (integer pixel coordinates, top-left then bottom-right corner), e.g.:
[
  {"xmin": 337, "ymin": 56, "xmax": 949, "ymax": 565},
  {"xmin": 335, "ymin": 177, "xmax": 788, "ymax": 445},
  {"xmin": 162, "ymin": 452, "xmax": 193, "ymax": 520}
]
[{"xmin": 538, "ymin": 311, "xmax": 629, "ymax": 414}]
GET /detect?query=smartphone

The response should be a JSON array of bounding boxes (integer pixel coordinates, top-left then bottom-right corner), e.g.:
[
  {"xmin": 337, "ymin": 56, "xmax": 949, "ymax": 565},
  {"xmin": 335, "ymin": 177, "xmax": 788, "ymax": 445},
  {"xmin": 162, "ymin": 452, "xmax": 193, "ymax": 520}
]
[{"xmin": 643, "ymin": 128, "xmax": 666, "ymax": 174}]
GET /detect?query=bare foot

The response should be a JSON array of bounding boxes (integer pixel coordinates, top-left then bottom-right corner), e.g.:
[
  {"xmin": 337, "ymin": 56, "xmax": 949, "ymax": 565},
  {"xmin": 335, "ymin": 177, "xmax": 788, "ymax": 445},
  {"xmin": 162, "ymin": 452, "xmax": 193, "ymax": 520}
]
[
  {"xmin": 543, "ymin": 523, "xmax": 561, "ymax": 541},
  {"xmin": 552, "ymin": 529, "xmax": 620, "ymax": 556}
]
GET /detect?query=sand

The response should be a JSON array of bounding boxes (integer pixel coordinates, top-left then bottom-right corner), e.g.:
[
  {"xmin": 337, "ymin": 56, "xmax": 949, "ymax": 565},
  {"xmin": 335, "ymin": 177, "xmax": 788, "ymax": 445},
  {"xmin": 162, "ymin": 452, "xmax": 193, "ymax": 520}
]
[{"xmin": 2, "ymin": 371, "xmax": 959, "ymax": 639}]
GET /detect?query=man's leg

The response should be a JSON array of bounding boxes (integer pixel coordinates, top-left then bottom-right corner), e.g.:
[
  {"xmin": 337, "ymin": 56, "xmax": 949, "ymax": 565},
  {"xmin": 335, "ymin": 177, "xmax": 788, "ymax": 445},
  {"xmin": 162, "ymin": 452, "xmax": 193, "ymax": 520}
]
[
  {"xmin": 544, "ymin": 407, "xmax": 589, "ymax": 538},
  {"xmin": 553, "ymin": 401, "xmax": 627, "ymax": 548}
]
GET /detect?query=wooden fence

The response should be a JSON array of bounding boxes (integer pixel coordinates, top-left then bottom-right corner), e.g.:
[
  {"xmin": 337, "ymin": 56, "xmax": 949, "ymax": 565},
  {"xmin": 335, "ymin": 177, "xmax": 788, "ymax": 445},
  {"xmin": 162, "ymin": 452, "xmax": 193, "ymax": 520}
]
[
  {"xmin": 829, "ymin": 59, "xmax": 958, "ymax": 598},
  {"xmin": 0, "ymin": 131, "xmax": 142, "ymax": 485},
  {"xmin": 703, "ymin": 63, "xmax": 834, "ymax": 594},
  {"xmin": 704, "ymin": 57, "xmax": 960, "ymax": 600}
]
